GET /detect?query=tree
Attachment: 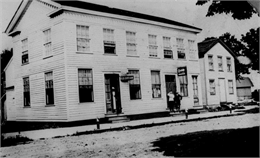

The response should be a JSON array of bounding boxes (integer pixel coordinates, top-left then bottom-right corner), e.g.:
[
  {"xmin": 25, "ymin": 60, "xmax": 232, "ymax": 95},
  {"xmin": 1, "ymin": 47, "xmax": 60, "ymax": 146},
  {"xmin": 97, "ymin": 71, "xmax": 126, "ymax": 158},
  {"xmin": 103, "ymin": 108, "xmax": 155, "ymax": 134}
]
[
  {"xmin": 196, "ymin": 0, "xmax": 259, "ymax": 20},
  {"xmin": 241, "ymin": 27, "xmax": 259, "ymax": 72}
]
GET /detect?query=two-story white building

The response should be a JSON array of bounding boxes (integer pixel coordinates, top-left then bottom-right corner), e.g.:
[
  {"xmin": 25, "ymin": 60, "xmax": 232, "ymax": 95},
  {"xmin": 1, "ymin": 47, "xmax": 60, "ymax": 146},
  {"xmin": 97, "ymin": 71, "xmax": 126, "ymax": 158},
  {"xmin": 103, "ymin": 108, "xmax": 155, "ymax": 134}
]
[
  {"xmin": 198, "ymin": 39, "xmax": 238, "ymax": 107},
  {"xmin": 4, "ymin": 0, "xmax": 202, "ymax": 122}
]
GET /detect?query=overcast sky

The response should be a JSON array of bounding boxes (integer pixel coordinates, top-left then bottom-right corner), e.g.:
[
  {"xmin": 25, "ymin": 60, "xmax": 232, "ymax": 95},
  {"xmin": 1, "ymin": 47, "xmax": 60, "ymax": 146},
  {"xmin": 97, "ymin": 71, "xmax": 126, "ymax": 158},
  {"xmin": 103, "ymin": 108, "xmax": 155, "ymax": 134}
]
[{"xmin": 1, "ymin": 0, "xmax": 259, "ymax": 50}]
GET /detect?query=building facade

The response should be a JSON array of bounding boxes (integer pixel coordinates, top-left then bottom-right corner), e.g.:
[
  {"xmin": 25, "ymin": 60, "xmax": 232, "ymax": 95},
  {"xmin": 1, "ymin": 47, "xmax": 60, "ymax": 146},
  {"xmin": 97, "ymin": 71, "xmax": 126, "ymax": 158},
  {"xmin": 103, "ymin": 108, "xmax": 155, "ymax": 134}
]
[
  {"xmin": 5, "ymin": 0, "xmax": 202, "ymax": 122},
  {"xmin": 198, "ymin": 39, "xmax": 238, "ymax": 107}
]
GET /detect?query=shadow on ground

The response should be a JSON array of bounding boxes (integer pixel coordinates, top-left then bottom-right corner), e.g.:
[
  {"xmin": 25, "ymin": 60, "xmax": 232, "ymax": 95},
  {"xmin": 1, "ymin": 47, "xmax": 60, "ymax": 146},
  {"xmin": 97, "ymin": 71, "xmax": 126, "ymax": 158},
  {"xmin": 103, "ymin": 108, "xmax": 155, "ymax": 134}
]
[{"xmin": 152, "ymin": 126, "xmax": 259, "ymax": 157}]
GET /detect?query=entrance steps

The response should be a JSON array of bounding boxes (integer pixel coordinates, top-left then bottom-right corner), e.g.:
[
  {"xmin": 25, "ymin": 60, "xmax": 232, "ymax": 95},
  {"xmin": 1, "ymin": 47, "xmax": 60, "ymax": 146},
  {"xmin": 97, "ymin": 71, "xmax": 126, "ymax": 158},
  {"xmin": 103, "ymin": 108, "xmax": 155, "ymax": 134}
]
[{"xmin": 106, "ymin": 115, "xmax": 130, "ymax": 123}]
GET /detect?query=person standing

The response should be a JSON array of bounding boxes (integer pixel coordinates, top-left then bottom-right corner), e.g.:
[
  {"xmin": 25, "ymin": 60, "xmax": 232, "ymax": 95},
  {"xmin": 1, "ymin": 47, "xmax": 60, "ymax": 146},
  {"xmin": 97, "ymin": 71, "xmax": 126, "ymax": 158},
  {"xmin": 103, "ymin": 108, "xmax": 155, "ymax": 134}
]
[
  {"xmin": 174, "ymin": 92, "xmax": 182, "ymax": 112},
  {"xmin": 167, "ymin": 91, "xmax": 175, "ymax": 112}
]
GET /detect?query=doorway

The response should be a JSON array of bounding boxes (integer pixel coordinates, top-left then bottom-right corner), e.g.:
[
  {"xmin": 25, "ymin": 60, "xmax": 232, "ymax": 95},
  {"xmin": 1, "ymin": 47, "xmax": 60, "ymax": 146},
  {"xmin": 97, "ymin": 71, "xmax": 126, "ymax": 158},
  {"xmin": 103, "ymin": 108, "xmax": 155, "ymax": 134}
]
[
  {"xmin": 192, "ymin": 75, "xmax": 199, "ymax": 106},
  {"xmin": 165, "ymin": 75, "xmax": 176, "ymax": 109},
  {"xmin": 104, "ymin": 74, "xmax": 122, "ymax": 114},
  {"xmin": 218, "ymin": 78, "xmax": 227, "ymax": 102}
]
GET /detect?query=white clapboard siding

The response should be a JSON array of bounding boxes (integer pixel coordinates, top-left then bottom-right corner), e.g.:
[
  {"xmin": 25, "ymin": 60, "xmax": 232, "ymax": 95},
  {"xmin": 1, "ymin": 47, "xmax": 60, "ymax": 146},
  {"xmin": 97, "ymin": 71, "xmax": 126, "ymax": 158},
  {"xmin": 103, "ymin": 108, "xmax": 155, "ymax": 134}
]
[
  {"xmin": 9, "ymin": 1, "xmax": 68, "ymax": 121},
  {"xmin": 200, "ymin": 43, "xmax": 237, "ymax": 106},
  {"xmin": 62, "ymin": 12, "xmax": 202, "ymax": 121}
]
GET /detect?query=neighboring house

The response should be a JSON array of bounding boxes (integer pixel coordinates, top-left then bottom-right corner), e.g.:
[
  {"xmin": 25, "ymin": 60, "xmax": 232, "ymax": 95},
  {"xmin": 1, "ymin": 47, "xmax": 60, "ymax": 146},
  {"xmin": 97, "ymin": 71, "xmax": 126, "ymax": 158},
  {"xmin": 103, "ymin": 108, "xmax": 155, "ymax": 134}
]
[
  {"xmin": 198, "ymin": 39, "xmax": 238, "ymax": 106},
  {"xmin": 4, "ymin": 0, "xmax": 202, "ymax": 122},
  {"xmin": 236, "ymin": 77, "xmax": 254, "ymax": 101}
]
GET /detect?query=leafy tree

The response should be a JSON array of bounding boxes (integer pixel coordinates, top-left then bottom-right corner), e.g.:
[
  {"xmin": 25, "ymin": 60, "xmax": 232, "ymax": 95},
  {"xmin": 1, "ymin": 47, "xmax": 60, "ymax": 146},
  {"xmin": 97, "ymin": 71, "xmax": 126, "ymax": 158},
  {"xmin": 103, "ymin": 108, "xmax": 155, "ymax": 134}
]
[
  {"xmin": 196, "ymin": 0, "xmax": 259, "ymax": 20},
  {"xmin": 241, "ymin": 27, "xmax": 259, "ymax": 72}
]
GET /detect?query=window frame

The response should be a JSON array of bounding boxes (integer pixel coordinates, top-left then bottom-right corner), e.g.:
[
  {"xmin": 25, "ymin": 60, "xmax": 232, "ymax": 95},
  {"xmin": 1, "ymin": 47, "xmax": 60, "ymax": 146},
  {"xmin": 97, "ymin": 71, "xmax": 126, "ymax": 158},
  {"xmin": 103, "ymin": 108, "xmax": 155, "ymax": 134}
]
[
  {"xmin": 209, "ymin": 79, "xmax": 216, "ymax": 95},
  {"xmin": 126, "ymin": 31, "xmax": 137, "ymax": 56},
  {"xmin": 208, "ymin": 55, "xmax": 214, "ymax": 71},
  {"xmin": 148, "ymin": 34, "xmax": 158, "ymax": 57},
  {"xmin": 45, "ymin": 71, "xmax": 55, "ymax": 106},
  {"xmin": 43, "ymin": 29, "xmax": 52, "ymax": 57},
  {"xmin": 128, "ymin": 70, "xmax": 141, "ymax": 100},
  {"xmin": 218, "ymin": 56, "xmax": 223, "ymax": 71},
  {"xmin": 228, "ymin": 80, "xmax": 234, "ymax": 94},
  {"xmin": 23, "ymin": 77, "xmax": 30, "ymax": 107},
  {"xmin": 163, "ymin": 36, "xmax": 173, "ymax": 59},
  {"xmin": 78, "ymin": 69, "xmax": 94, "ymax": 103},
  {"xmin": 103, "ymin": 28, "xmax": 116, "ymax": 54},
  {"xmin": 179, "ymin": 75, "xmax": 188, "ymax": 97},
  {"xmin": 76, "ymin": 25, "xmax": 90, "ymax": 53},
  {"xmin": 151, "ymin": 71, "xmax": 161, "ymax": 98},
  {"xmin": 176, "ymin": 38, "xmax": 186, "ymax": 59},
  {"xmin": 21, "ymin": 38, "xmax": 29, "ymax": 65},
  {"xmin": 192, "ymin": 75, "xmax": 198, "ymax": 97},
  {"xmin": 227, "ymin": 57, "xmax": 232, "ymax": 72}
]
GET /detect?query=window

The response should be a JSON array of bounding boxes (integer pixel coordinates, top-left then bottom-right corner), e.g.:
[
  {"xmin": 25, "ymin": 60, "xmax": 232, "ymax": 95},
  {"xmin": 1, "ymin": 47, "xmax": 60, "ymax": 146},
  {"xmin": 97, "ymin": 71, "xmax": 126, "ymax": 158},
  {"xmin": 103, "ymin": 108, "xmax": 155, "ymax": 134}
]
[
  {"xmin": 128, "ymin": 70, "xmax": 141, "ymax": 99},
  {"xmin": 103, "ymin": 28, "xmax": 115, "ymax": 54},
  {"xmin": 227, "ymin": 57, "xmax": 232, "ymax": 72},
  {"xmin": 23, "ymin": 77, "xmax": 30, "ymax": 107},
  {"xmin": 218, "ymin": 56, "xmax": 223, "ymax": 71},
  {"xmin": 163, "ymin": 37, "xmax": 173, "ymax": 58},
  {"xmin": 22, "ymin": 38, "xmax": 29, "ymax": 64},
  {"xmin": 176, "ymin": 38, "xmax": 185, "ymax": 59},
  {"xmin": 148, "ymin": 34, "xmax": 158, "ymax": 57},
  {"xmin": 45, "ymin": 72, "xmax": 54, "ymax": 105},
  {"xmin": 78, "ymin": 69, "xmax": 94, "ymax": 102},
  {"xmin": 228, "ymin": 80, "xmax": 234, "ymax": 94},
  {"xmin": 209, "ymin": 79, "xmax": 216, "ymax": 95},
  {"xmin": 208, "ymin": 55, "xmax": 214, "ymax": 70},
  {"xmin": 43, "ymin": 29, "xmax": 52, "ymax": 57},
  {"xmin": 77, "ymin": 25, "xmax": 90, "ymax": 52},
  {"xmin": 126, "ymin": 31, "xmax": 137, "ymax": 55},
  {"xmin": 188, "ymin": 40, "xmax": 196, "ymax": 59},
  {"xmin": 179, "ymin": 75, "xmax": 188, "ymax": 97},
  {"xmin": 151, "ymin": 71, "xmax": 161, "ymax": 98},
  {"xmin": 192, "ymin": 76, "xmax": 198, "ymax": 97}
]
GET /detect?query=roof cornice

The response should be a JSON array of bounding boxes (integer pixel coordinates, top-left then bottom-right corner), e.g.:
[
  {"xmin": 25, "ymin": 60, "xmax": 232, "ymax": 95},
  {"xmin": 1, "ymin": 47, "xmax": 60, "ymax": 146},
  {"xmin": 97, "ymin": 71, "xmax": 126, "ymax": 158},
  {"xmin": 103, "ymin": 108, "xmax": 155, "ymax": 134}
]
[{"xmin": 49, "ymin": 6, "xmax": 202, "ymax": 33}]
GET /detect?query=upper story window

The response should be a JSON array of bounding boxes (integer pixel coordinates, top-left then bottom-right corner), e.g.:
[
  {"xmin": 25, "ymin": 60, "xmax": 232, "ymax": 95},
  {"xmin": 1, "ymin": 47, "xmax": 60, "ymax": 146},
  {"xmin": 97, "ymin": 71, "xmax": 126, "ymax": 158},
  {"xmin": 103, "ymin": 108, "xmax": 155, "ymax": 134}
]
[
  {"xmin": 151, "ymin": 71, "xmax": 161, "ymax": 98},
  {"xmin": 227, "ymin": 57, "xmax": 232, "ymax": 72},
  {"xmin": 43, "ymin": 29, "xmax": 52, "ymax": 57},
  {"xmin": 77, "ymin": 25, "xmax": 90, "ymax": 52},
  {"xmin": 128, "ymin": 70, "xmax": 141, "ymax": 99},
  {"xmin": 23, "ymin": 77, "xmax": 30, "ymax": 107},
  {"xmin": 208, "ymin": 55, "xmax": 214, "ymax": 70},
  {"xmin": 126, "ymin": 31, "xmax": 137, "ymax": 55},
  {"xmin": 163, "ymin": 36, "xmax": 173, "ymax": 59},
  {"xmin": 218, "ymin": 56, "xmax": 223, "ymax": 71},
  {"xmin": 103, "ymin": 28, "xmax": 115, "ymax": 54},
  {"xmin": 176, "ymin": 38, "xmax": 185, "ymax": 59},
  {"xmin": 188, "ymin": 40, "xmax": 196, "ymax": 59},
  {"xmin": 21, "ymin": 38, "xmax": 29, "ymax": 64},
  {"xmin": 148, "ymin": 34, "xmax": 158, "ymax": 57}
]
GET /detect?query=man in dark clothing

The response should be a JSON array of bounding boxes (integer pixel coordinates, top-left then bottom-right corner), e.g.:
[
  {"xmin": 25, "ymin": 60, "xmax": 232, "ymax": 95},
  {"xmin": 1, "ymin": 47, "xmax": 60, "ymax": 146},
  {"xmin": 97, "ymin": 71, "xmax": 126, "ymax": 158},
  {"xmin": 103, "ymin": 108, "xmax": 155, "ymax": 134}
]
[{"xmin": 174, "ymin": 92, "xmax": 182, "ymax": 112}]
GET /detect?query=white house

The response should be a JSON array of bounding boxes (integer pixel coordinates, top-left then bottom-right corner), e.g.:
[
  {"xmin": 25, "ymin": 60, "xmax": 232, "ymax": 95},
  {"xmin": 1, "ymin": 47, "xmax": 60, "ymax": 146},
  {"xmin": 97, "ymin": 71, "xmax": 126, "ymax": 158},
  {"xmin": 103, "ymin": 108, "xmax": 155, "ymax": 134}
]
[
  {"xmin": 198, "ymin": 39, "xmax": 238, "ymax": 107},
  {"xmin": 4, "ymin": 0, "xmax": 202, "ymax": 122}
]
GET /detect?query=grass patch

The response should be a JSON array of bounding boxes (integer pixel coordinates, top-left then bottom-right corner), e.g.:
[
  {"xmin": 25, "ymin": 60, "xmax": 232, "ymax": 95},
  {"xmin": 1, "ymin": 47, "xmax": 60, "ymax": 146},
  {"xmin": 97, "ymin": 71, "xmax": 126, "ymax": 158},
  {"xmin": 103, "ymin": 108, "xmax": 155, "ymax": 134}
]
[
  {"xmin": 1, "ymin": 134, "xmax": 33, "ymax": 147},
  {"xmin": 152, "ymin": 126, "xmax": 259, "ymax": 157}
]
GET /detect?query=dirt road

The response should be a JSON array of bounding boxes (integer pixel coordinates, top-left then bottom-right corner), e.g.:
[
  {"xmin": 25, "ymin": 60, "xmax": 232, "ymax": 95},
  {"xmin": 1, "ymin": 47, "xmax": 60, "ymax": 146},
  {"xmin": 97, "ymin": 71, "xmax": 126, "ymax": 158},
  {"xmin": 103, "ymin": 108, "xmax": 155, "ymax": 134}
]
[{"xmin": 1, "ymin": 113, "xmax": 259, "ymax": 158}]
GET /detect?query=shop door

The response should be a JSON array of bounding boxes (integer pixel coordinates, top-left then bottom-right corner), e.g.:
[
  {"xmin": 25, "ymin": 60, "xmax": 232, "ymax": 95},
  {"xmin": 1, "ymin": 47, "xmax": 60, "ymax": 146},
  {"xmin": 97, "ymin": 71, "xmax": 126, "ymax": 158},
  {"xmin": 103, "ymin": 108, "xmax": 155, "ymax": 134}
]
[
  {"xmin": 105, "ymin": 74, "xmax": 122, "ymax": 114},
  {"xmin": 165, "ymin": 75, "xmax": 176, "ymax": 109},
  {"xmin": 218, "ymin": 78, "xmax": 227, "ymax": 102}
]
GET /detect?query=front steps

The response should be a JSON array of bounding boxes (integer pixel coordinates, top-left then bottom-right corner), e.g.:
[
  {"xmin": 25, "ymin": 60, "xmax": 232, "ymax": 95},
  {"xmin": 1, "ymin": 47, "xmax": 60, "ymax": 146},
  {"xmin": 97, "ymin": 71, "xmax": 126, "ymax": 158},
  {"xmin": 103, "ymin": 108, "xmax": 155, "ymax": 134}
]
[{"xmin": 106, "ymin": 115, "xmax": 130, "ymax": 123}]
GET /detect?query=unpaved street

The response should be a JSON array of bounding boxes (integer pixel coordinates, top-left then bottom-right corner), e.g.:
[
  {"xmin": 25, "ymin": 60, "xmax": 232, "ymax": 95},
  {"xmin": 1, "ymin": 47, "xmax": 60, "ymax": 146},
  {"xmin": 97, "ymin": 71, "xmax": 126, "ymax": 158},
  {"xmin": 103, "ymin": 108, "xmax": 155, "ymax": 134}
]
[{"xmin": 1, "ymin": 113, "xmax": 259, "ymax": 158}]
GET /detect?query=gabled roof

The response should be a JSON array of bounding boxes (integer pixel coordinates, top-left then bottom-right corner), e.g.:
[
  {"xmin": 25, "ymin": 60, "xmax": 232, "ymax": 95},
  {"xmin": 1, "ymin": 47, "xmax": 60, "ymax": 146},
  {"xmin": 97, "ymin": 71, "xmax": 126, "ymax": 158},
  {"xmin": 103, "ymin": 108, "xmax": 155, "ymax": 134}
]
[
  {"xmin": 236, "ymin": 77, "xmax": 254, "ymax": 88},
  {"xmin": 198, "ymin": 38, "xmax": 237, "ymax": 59},
  {"xmin": 51, "ymin": 0, "xmax": 202, "ymax": 32},
  {"xmin": 5, "ymin": 0, "xmax": 202, "ymax": 35}
]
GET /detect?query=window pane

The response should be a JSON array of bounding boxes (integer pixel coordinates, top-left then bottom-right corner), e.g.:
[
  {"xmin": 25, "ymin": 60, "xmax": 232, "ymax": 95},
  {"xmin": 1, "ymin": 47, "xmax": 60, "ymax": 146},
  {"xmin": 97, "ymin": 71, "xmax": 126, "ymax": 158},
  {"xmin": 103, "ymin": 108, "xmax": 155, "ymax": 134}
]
[{"xmin": 78, "ymin": 69, "xmax": 94, "ymax": 102}]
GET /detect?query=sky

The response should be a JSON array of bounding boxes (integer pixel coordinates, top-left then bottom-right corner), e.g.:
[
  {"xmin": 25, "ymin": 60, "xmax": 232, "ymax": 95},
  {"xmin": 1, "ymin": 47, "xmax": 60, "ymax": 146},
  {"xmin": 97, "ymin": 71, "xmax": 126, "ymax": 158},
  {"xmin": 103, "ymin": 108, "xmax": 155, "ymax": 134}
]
[{"xmin": 0, "ymin": 0, "xmax": 259, "ymax": 50}]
